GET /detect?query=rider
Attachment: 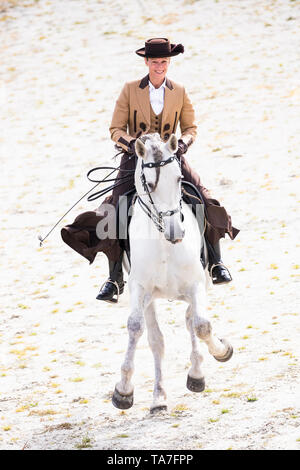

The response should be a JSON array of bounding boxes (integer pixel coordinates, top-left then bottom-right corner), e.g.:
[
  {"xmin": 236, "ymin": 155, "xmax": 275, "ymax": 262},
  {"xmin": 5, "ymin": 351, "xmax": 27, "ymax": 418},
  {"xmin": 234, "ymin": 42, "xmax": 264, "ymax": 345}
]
[{"xmin": 95, "ymin": 38, "xmax": 239, "ymax": 302}]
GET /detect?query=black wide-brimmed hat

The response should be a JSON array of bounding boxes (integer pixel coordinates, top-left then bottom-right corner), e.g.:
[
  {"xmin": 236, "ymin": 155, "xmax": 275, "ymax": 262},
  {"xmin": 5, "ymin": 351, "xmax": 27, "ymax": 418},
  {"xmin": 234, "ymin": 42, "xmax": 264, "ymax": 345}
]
[{"xmin": 135, "ymin": 38, "xmax": 184, "ymax": 58}]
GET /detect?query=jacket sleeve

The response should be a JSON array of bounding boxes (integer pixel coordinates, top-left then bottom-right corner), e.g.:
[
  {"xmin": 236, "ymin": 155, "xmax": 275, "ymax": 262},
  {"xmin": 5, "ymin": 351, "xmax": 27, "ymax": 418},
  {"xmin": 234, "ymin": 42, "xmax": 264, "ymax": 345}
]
[
  {"xmin": 179, "ymin": 88, "xmax": 197, "ymax": 148},
  {"xmin": 109, "ymin": 82, "xmax": 135, "ymax": 151}
]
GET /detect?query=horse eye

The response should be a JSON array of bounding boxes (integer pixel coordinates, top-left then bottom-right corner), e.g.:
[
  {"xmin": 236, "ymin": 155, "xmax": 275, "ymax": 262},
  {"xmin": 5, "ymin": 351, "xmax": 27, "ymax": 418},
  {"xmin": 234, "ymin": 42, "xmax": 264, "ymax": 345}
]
[{"xmin": 148, "ymin": 182, "xmax": 154, "ymax": 191}]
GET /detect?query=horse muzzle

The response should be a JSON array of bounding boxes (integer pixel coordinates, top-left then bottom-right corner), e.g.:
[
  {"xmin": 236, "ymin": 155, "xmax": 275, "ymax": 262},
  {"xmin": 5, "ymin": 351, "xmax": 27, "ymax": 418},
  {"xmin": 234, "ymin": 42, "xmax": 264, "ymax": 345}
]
[{"xmin": 165, "ymin": 229, "xmax": 185, "ymax": 244}]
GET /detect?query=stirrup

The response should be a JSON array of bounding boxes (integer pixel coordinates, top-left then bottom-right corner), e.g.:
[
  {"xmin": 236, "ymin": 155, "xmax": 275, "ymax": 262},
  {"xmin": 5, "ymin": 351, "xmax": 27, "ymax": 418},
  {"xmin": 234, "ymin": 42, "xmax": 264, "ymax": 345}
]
[
  {"xmin": 210, "ymin": 263, "xmax": 232, "ymax": 283},
  {"xmin": 99, "ymin": 279, "xmax": 120, "ymax": 304}
]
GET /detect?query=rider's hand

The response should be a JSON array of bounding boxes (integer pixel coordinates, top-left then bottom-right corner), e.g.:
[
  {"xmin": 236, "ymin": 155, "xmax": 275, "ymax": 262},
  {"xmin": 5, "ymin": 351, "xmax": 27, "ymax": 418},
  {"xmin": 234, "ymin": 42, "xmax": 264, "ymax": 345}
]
[
  {"xmin": 128, "ymin": 139, "xmax": 137, "ymax": 155},
  {"xmin": 176, "ymin": 139, "xmax": 188, "ymax": 158}
]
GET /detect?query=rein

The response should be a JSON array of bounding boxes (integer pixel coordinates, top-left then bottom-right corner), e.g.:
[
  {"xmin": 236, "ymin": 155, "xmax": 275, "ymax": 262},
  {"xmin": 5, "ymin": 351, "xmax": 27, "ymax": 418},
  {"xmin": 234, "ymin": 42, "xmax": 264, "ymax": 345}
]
[
  {"xmin": 137, "ymin": 155, "xmax": 183, "ymax": 233},
  {"xmin": 38, "ymin": 151, "xmax": 135, "ymax": 246}
]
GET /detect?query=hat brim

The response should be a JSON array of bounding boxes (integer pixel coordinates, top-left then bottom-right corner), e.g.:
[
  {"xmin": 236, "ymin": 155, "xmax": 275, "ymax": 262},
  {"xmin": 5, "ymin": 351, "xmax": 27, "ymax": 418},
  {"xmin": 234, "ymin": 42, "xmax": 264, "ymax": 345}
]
[{"xmin": 135, "ymin": 43, "xmax": 184, "ymax": 58}]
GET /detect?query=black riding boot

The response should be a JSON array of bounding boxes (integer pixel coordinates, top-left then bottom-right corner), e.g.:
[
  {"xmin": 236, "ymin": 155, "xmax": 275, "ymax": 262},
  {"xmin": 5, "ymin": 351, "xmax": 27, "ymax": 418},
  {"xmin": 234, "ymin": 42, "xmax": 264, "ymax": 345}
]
[
  {"xmin": 96, "ymin": 253, "xmax": 125, "ymax": 303},
  {"xmin": 206, "ymin": 240, "xmax": 232, "ymax": 284}
]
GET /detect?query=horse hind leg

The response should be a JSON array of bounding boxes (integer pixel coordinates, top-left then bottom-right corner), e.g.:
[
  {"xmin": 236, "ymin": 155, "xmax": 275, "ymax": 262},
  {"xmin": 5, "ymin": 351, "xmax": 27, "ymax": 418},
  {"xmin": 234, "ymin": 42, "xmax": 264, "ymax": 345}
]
[
  {"xmin": 145, "ymin": 302, "xmax": 167, "ymax": 413},
  {"xmin": 185, "ymin": 305, "xmax": 206, "ymax": 392}
]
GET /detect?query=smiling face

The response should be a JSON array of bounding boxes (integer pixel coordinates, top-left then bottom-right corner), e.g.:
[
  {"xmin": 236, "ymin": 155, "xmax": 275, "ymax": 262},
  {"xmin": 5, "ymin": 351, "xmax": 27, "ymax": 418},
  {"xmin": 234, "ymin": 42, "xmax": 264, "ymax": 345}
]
[{"xmin": 144, "ymin": 57, "xmax": 171, "ymax": 87}]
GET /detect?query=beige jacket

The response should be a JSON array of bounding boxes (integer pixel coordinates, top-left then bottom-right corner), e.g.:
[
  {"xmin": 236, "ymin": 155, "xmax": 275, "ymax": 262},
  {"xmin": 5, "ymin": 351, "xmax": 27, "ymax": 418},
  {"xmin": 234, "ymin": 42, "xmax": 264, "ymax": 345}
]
[{"xmin": 109, "ymin": 74, "xmax": 197, "ymax": 151}]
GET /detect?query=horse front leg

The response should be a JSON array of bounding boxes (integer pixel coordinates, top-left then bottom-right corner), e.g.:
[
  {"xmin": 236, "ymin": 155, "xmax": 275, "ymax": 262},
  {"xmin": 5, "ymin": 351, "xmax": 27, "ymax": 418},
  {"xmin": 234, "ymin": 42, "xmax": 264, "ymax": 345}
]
[
  {"xmin": 145, "ymin": 301, "xmax": 167, "ymax": 413},
  {"xmin": 185, "ymin": 305, "xmax": 205, "ymax": 392},
  {"xmin": 185, "ymin": 285, "xmax": 233, "ymax": 393},
  {"xmin": 112, "ymin": 283, "xmax": 147, "ymax": 410},
  {"xmin": 191, "ymin": 285, "xmax": 233, "ymax": 364}
]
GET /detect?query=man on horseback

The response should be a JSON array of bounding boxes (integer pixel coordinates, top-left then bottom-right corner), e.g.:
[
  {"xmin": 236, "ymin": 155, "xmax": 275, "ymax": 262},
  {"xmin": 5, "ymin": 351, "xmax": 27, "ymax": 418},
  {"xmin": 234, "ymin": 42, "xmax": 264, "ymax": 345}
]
[{"xmin": 96, "ymin": 38, "xmax": 239, "ymax": 303}]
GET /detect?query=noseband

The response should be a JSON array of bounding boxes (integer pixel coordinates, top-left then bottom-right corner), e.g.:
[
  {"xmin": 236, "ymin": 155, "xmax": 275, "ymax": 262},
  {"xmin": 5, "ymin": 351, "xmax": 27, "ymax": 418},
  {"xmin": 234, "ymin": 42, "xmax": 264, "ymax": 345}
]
[{"xmin": 137, "ymin": 155, "xmax": 183, "ymax": 233}]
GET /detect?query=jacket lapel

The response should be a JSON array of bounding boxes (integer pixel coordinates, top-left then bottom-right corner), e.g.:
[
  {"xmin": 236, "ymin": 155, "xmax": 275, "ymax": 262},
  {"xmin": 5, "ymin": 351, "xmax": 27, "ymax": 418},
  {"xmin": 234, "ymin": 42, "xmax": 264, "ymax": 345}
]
[
  {"xmin": 136, "ymin": 74, "xmax": 150, "ymax": 127},
  {"xmin": 162, "ymin": 78, "xmax": 175, "ymax": 136}
]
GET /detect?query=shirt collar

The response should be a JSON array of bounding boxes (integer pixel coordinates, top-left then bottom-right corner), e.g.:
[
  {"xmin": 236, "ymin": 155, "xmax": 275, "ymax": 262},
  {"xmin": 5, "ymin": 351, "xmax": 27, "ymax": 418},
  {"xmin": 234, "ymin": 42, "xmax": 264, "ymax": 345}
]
[{"xmin": 148, "ymin": 78, "xmax": 166, "ymax": 91}]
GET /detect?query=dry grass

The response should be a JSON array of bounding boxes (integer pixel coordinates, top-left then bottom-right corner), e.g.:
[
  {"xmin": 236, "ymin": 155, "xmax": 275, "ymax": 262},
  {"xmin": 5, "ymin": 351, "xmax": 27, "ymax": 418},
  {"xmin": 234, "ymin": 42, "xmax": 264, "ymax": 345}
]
[{"xmin": 0, "ymin": 0, "xmax": 27, "ymax": 12}]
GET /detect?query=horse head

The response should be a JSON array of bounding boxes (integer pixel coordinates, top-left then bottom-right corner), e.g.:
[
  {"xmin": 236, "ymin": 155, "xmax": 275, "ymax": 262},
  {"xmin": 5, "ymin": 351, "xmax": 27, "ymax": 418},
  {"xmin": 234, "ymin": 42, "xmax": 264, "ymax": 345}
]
[{"xmin": 134, "ymin": 133, "xmax": 185, "ymax": 244}]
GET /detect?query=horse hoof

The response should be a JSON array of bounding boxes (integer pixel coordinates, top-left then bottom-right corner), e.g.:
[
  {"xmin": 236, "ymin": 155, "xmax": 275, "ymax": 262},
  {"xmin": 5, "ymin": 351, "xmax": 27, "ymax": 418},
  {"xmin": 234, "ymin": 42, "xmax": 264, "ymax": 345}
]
[
  {"xmin": 186, "ymin": 375, "xmax": 205, "ymax": 393},
  {"xmin": 112, "ymin": 387, "xmax": 134, "ymax": 410},
  {"xmin": 150, "ymin": 405, "xmax": 168, "ymax": 414},
  {"xmin": 213, "ymin": 338, "xmax": 233, "ymax": 362}
]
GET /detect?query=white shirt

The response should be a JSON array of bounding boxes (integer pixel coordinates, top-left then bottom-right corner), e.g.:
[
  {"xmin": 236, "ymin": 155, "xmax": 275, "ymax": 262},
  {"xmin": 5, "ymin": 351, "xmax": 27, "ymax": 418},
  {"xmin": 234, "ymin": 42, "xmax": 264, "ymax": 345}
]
[{"xmin": 148, "ymin": 79, "xmax": 166, "ymax": 116}]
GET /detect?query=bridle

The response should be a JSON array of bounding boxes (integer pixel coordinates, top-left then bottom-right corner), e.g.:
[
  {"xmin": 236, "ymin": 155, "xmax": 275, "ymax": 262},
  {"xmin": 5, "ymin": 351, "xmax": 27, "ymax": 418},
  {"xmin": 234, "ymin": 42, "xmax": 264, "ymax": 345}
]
[{"xmin": 137, "ymin": 154, "xmax": 184, "ymax": 233}]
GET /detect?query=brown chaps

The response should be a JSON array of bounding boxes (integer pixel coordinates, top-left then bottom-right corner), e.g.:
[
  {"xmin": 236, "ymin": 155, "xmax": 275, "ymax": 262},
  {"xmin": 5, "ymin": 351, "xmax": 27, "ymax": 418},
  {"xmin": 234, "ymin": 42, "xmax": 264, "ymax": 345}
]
[{"xmin": 61, "ymin": 153, "xmax": 239, "ymax": 264}]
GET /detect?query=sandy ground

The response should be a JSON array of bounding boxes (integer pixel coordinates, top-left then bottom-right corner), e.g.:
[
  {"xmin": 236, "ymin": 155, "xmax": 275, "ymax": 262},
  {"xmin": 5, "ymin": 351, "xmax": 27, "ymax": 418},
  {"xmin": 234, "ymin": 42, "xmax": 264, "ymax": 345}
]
[{"xmin": 0, "ymin": 0, "xmax": 299, "ymax": 451}]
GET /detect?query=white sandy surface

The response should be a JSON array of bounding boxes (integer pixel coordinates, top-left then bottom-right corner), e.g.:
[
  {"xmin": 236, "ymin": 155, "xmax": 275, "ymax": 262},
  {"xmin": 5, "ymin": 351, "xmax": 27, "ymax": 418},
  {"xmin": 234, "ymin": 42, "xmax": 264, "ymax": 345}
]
[{"xmin": 0, "ymin": 0, "xmax": 299, "ymax": 450}]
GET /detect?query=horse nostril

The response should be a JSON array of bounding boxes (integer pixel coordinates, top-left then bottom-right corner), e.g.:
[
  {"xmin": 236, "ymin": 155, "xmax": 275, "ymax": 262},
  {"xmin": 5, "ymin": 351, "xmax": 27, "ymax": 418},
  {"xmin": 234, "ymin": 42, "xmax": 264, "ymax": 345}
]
[{"xmin": 168, "ymin": 236, "xmax": 184, "ymax": 244}]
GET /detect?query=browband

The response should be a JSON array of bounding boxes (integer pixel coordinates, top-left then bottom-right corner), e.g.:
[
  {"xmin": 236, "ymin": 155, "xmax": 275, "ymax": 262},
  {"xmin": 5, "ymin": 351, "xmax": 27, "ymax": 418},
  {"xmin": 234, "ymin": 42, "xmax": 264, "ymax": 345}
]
[{"xmin": 141, "ymin": 155, "xmax": 176, "ymax": 169}]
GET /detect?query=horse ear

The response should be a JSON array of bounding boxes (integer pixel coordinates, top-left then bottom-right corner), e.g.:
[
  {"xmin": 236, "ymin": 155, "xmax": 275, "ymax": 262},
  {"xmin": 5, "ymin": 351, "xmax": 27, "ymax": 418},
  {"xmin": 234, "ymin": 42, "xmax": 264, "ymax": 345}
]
[
  {"xmin": 135, "ymin": 139, "xmax": 147, "ymax": 159},
  {"xmin": 166, "ymin": 134, "xmax": 178, "ymax": 154}
]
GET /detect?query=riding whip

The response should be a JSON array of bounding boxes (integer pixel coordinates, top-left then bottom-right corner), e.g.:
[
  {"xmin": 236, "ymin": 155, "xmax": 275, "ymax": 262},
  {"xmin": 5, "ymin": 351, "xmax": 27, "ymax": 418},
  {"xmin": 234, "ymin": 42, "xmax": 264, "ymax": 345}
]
[{"xmin": 37, "ymin": 151, "xmax": 134, "ymax": 247}]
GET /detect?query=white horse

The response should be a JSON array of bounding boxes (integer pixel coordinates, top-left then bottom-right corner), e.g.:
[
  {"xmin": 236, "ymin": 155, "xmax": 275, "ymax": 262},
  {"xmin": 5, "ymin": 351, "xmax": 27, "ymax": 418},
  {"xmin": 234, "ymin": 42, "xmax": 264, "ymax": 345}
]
[{"xmin": 112, "ymin": 133, "xmax": 233, "ymax": 413}]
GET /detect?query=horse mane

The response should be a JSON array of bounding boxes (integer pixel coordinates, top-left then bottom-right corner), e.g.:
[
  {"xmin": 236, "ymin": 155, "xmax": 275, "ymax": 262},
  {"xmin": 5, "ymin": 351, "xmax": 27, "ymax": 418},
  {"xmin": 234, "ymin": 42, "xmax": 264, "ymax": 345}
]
[
  {"xmin": 139, "ymin": 133, "xmax": 163, "ymax": 162},
  {"xmin": 139, "ymin": 133, "xmax": 161, "ymax": 145}
]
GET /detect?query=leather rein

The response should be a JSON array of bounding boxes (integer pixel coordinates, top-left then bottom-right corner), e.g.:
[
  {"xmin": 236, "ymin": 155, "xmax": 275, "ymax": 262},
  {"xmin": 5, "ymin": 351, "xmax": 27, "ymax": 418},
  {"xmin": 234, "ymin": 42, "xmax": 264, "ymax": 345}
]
[{"xmin": 137, "ymin": 154, "xmax": 183, "ymax": 233}]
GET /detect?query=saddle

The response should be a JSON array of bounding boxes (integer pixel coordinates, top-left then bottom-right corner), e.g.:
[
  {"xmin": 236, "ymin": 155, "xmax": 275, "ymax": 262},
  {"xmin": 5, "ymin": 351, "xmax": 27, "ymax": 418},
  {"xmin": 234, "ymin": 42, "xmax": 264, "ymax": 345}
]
[{"xmin": 116, "ymin": 181, "xmax": 208, "ymax": 269}]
